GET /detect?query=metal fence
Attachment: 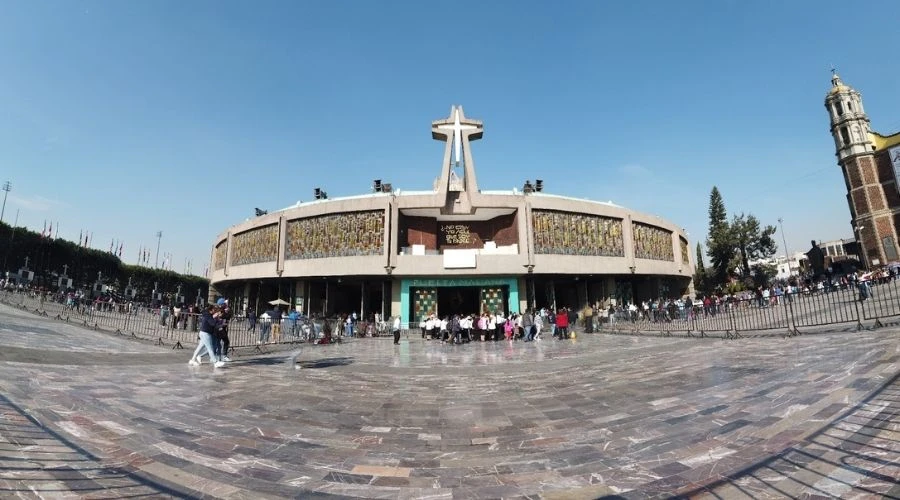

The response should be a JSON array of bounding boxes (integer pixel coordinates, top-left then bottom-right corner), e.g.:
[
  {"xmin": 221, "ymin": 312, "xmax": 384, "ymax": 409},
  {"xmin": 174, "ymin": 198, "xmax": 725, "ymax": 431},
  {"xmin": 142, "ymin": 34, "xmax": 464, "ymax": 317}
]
[
  {"xmin": 600, "ymin": 277, "xmax": 900, "ymax": 338},
  {"xmin": 3, "ymin": 278, "xmax": 899, "ymax": 346},
  {"xmin": 0, "ymin": 291, "xmax": 403, "ymax": 352}
]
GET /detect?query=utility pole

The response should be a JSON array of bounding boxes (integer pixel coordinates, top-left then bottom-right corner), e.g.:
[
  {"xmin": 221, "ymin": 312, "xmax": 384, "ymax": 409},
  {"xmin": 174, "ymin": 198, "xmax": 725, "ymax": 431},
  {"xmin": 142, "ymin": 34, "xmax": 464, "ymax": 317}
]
[
  {"xmin": 778, "ymin": 218, "xmax": 791, "ymax": 278},
  {"xmin": 0, "ymin": 181, "xmax": 10, "ymax": 226},
  {"xmin": 155, "ymin": 231, "xmax": 162, "ymax": 268}
]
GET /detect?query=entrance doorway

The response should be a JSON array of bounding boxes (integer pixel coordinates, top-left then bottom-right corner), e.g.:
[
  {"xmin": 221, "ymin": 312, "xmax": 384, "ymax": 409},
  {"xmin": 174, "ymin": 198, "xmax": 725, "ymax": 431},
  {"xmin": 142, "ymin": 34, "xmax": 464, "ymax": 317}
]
[{"xmin": 437, "ymin": 287, "xmax": 480, "ymax": 316}]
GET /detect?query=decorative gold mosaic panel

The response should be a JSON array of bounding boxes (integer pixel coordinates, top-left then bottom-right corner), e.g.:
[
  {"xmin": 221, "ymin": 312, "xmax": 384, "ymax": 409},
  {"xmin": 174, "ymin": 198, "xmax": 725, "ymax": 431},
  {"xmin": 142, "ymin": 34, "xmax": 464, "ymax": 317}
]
[
  {"xmin": 481, "ymin": 287, "xmax": 505, "ymax": 315},
  {"xmin": 285, "ymin": 210, "xmax": 385, "ymax": 260},
  {"xmin": 632, "ymin": 222, "xmax": 674, "ymax": 261},
  {"xmin": 414, "ymin": 288, "xmax": 437, "ymax": 322},
  {"xmin": 231, "ymin": 224, "xmax": 279, "ymax": 266},
  {"xmin": 532, "ymin": 210, "xmax": 624, "ymax": 257},
  {"xmin": 680, "ymin": 237, "xmax": 690, "ymax": 265},
  {"xmin": 213, "ymin": 241, "xmax": 227, "ymax": 270}
]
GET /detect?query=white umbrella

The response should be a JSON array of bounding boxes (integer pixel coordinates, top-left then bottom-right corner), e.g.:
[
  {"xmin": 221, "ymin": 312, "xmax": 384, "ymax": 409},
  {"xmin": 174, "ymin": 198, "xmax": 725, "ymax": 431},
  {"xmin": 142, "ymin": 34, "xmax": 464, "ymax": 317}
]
[{"xmin": 268, "ymin": 298, "xmax": 291, "ymax": 306}]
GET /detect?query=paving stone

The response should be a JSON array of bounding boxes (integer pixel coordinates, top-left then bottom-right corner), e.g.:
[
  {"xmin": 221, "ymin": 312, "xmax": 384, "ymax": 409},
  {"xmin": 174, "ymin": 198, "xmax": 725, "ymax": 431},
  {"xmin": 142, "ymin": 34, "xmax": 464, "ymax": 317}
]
[{"xmin": 0, "ymin": 302, "xmax": 897, "ymax": 498}]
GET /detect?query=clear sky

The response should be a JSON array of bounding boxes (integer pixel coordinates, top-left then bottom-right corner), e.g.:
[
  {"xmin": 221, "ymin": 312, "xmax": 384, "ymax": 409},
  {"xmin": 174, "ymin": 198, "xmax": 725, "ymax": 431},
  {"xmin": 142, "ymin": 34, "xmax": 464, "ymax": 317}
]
[{"xmin": 1, "ymin": 0, "xmax": 899, "ymax": 274}]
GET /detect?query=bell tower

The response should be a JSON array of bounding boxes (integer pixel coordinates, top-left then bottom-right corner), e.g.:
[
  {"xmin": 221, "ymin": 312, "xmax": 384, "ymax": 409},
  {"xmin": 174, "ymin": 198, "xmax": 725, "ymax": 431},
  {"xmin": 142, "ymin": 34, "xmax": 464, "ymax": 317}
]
[
  {"xmin": 826, "ymin": 72, "xmax": 874, "ymax": 161},
  {"xmin": 825, "ymin": 71, "xmax": 896, "ymax": 268}
]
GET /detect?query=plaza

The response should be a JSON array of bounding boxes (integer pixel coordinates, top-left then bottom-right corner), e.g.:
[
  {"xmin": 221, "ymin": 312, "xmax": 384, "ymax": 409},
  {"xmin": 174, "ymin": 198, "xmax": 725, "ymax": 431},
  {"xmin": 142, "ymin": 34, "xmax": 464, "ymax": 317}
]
[{"xmin": 0, "ymin": 301, "xmax": 897, "ymax": 498}]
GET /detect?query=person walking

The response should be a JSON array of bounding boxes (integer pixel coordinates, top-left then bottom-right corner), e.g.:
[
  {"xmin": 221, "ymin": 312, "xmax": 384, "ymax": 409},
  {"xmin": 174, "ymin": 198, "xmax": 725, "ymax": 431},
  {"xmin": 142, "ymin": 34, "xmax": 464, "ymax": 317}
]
[
  {"xmin": 392, "ymin": 315, "xmax": 401, "ymax": 344},
  {"xmin": 247, "ymin": 309, "xmax": 257, "ymax": 333},
  {"xmin": 189, "ymin": 304, "xmax": 225, "ymax": 368},
  {"xmin": 522, "ymin": 309, "xmax": 535, "ymax": 341},
  {"xmin": 215, "ymin": 299, "xmax": 232, "ymax": 362}
]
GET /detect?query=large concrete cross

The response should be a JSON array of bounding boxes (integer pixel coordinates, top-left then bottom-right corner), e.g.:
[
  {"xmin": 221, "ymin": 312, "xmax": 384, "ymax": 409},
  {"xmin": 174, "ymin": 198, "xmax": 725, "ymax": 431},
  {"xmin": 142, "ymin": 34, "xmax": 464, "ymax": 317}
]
[{"xmin": 436, "ymin": 107, "xmax": 479, "ymax": 166}]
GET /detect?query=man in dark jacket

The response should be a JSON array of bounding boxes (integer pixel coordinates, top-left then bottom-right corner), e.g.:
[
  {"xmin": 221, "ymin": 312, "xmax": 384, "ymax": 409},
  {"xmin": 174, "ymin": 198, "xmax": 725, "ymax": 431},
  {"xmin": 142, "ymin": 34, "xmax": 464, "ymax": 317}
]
[
  {"xmin": 189, "ymin": 304, "xmax": 225, "ymax": 368},
  {"xmin": 216, "ymin": 301, "xmax": 233, "ymax": 361}
]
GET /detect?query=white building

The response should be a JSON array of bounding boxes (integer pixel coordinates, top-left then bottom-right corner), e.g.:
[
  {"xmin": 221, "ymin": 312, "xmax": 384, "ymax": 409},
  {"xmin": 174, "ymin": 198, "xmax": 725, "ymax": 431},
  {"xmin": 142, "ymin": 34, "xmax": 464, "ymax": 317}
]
[{"xmin": 748, "ymin": 252, "xmax": 808, "ymax": 281}]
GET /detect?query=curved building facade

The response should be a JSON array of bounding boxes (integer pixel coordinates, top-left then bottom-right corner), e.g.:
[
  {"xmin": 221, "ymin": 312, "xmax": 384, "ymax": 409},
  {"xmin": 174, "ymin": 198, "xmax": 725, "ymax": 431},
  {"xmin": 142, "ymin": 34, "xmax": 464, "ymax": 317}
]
[{"xmin": 209, "ymin": 106, "xmax": 694, "ymax": 327}]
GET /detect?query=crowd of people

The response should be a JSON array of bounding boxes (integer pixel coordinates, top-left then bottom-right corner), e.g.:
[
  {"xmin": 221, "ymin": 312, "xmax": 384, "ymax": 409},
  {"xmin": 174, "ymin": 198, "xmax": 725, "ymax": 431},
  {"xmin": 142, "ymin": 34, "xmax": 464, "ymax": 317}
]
[
  {"xmin": 415, "ymin": 308, "xmax": 576, "ymax": 344},
  {"xmin": 606, "ymin": 267, "xmax": 900, "ymax": 324}
]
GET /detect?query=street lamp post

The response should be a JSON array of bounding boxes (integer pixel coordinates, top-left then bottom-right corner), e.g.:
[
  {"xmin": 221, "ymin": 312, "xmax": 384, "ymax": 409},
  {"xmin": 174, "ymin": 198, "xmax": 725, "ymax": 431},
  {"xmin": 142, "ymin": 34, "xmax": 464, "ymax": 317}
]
[
  {"xmin": 778, "ymin": 218, "xmax": 791, "ymax": 279},
  {"xmin": 0, "ymin": 181, "xmax": 10, "ymax": 226},
  {"xmin": 155, "ymin": 231, "xmax": 162, "ymax": 268},
  {"xmin": 854, "ymin": 225, "xmax": 868, "ymax": 271}
]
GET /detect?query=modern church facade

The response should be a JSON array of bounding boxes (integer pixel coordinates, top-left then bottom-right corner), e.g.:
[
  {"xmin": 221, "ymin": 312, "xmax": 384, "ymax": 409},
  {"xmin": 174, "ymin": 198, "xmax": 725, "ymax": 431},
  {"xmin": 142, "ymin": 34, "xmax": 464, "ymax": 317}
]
[{"xmin": 209, "ymin": 107, "xmax": 693, "ymax": 327}]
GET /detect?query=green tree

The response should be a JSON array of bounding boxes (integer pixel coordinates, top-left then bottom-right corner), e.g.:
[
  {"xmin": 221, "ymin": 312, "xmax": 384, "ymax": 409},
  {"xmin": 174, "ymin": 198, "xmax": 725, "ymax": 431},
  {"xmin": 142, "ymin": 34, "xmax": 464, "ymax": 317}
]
[
  {"xmin": 705, "ymin": 186, "xmax": 735, "ymax": 286},
  {"xmin": 692, "ymin": 242, "xmax": 709, "ymax": 295},
  {"xmin": 750, "ymin": 262, "xmax": 778, "ymax": 289},
  {"xmin": 695, "ymin": 242, "xmax": 705, "ymax": 272},
  {"xmin": 731, "ymin": 213, "xmax": 777, "ymax": 279},
  {"xmin": 708, "ymin": 186, "xmax": 728, "ymax": 234},
  {"xmin": 0, "ymin": 221, "xmax": 208, "ymax": 302}
]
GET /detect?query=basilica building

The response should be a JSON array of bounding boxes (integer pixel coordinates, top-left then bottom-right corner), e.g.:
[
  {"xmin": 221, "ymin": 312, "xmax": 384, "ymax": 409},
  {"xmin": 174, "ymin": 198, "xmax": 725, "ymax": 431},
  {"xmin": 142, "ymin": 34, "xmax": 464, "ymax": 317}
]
[{"xmin": 209, "ymin": 106, "xmax": 693, "ymax": 326}]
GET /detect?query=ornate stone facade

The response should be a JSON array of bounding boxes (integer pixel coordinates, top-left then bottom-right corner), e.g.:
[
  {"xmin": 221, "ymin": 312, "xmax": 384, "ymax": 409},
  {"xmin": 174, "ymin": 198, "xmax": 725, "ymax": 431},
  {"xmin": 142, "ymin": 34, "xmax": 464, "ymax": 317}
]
[
  {"xmin": 633, "ymin": 222, "xmax": 674, "ymax": 261},
  {"xmin": 285, "ymin": 211, "xmax": 385, "ymax": 260},
  {"xmin": 231, "ymin": 224, "xmax": 279, "ymax": 266},
  {"xmin": 213, "ymin": 242, "xmax": 227, "ymax": 270},
  {"xmin": 532, "ymin": 210, "xmax": 624, "ymax": 257},
  {"xmin": 680, "ymin": 237, "xmax": 690, "ymax": 265}
]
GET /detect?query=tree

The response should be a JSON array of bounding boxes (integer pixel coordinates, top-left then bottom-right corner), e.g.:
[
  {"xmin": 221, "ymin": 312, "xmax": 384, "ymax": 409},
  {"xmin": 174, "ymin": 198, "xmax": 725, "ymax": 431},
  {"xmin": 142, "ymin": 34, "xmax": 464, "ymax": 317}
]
[
  {"xmin": 750, "ymin": 262, "xmax": 778, "ymax": 289},
  {"xmin": 731, "ymin": 213, "xmax": 777, "ymax": 279},
  {"xmin": 692, "ymin": 242, "xmax": 709, "ymax": 296},
  {"xmin": 705, "ymin": 187, "xmax": 735, "ymax": 286},
  {"xmin": 695, "ymin": 242, "xmax": 706, "ymax": 272},
  {"xmin": 708, "ymin": 186, "xmax": 728, "ymax": 234},
  {"xmin": 0, "ymin": 221, "xmax": 208, "ymax": 302}
]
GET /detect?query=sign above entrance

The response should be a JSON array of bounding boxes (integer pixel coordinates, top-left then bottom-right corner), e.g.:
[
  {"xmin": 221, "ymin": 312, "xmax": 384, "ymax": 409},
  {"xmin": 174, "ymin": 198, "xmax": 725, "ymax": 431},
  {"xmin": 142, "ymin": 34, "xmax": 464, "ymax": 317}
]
[{"xmin": 408, "ymin": 277, "xmax": 515, "ymax": 288}]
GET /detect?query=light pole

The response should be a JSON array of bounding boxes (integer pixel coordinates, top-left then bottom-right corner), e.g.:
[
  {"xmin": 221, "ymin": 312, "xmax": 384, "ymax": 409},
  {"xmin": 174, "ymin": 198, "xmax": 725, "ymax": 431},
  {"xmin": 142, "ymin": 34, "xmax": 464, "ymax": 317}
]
[
  {"xmin": 854, "ymin": 225, "xmax": 868, "ymax": 271},
  {"xmin": 778, "ymin": 218, "xmax": 791, "ymax": 279},
  {"xmin": 0, "ymin": 181, "xmax": 10, "ymax": 226},
  {"xmin": 154, "ymin": 231, "xmax": 162, "ymax": 268}
]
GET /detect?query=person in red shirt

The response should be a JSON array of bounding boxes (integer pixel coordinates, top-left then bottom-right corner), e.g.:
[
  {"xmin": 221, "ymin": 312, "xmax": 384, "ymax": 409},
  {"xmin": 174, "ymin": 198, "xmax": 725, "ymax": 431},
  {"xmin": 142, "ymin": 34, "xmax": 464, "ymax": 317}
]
[{"xmin": 555, "ymin": 309, "xmax": 569, "ymax": 340}]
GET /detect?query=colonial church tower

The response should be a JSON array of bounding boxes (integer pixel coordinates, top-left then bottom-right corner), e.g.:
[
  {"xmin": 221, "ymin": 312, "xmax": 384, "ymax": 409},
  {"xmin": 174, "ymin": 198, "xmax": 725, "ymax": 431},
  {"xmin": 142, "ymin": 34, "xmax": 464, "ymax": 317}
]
[{"xmin": 825, "ymin": 72, "xmax": 900, "ymax": 268}]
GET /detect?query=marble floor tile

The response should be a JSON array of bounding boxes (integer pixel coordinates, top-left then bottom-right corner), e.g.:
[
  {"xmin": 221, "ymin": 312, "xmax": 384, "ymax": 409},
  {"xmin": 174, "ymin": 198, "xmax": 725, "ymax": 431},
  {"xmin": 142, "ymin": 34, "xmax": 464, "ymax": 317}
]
[{"xmin": 0, "ymin": 302, "xmax": 897, "ymax": 498}]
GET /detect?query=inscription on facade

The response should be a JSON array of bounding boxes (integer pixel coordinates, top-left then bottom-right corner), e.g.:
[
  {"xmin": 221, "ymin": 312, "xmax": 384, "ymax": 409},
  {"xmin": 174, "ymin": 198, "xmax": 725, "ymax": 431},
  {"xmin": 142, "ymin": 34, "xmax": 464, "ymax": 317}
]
[{"xmin": 440, "ymin": 224, "xmax": 472, "ymax": 245}]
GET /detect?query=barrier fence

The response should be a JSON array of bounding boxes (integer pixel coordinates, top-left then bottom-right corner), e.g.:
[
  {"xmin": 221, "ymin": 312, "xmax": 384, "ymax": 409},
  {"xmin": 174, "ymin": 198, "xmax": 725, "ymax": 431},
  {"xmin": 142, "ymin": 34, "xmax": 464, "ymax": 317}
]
[
  {"xmin": 2, "ymin": 278, "xmax": 899, "ymax": 347},
  {"xmin": 0, "ymin": 291, "xmax": 392, "ymax": 352},
  {"xmin": 601, "ymin": 277, "xmax": 900, "ymax": 338}
]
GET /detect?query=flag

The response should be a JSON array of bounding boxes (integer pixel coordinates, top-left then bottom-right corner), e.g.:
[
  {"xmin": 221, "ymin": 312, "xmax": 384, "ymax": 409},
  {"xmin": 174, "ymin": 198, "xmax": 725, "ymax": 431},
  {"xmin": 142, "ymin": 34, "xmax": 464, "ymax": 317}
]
[
  {"xmin": 48, "ymin": 222, "xmax": 53, "ymax": 239},
  {"xmin": 79, "ymin": 230, "xmax": 83, "ymax": 246},
  {"xmin": 118, "ymin": 242, "xmax": 123, "ymax": 257},
  {"xmin": 55, "ymin": 222, "xmax": 59, "ymax": 239},
  {"xmin": 42, "ymin": 220, "xmax": 46, "ymax": 238},
  {"xmin": 109, "ymin": 240, "xmax": 114, "ymax": 253}
]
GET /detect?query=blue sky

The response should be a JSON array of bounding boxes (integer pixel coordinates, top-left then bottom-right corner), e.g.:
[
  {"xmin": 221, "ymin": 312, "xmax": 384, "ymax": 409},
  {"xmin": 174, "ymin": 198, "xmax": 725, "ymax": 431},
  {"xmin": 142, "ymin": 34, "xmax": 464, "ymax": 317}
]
[{"xmin": 1, "ymin": 0, "xmax": 899, "ymax": 274}]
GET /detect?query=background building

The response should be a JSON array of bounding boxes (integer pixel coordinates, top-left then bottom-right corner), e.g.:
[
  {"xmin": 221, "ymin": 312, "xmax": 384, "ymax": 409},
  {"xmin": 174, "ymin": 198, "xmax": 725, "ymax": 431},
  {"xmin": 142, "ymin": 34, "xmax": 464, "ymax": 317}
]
[
  {"xmin": 825, "ymin": 72, "xmax": 900, "ymax": 269},
  {"xmin": 209, "ymin": 106, "xmax": 693, "ymax": 326}
]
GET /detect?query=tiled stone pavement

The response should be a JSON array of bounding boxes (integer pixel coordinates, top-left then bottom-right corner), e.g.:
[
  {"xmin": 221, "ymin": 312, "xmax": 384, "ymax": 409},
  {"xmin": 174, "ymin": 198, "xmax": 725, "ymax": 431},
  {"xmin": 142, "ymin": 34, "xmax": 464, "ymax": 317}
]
[{"xmin": 0, "ymin": 304, "xmax": 897, "ymax": 499}]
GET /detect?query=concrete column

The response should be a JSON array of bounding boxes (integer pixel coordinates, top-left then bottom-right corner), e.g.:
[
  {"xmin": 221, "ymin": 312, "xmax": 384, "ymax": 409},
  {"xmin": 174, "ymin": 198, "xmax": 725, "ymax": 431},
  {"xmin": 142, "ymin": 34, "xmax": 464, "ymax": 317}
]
[
  {"xmin": 391, "ymin": 280, "xmax": 401, "ymax": 324},
  {"xmin": 276, "ymin": 215, "xmax": 286, "ymax": 275},
  {"xmin": 623, "ymin": 216, "xmax": 636, "ymax": 273}
]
